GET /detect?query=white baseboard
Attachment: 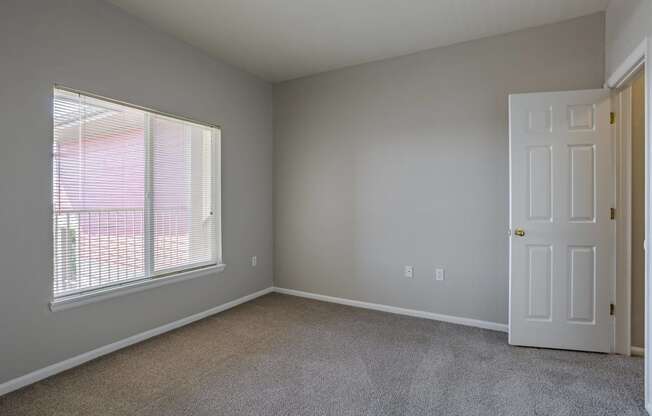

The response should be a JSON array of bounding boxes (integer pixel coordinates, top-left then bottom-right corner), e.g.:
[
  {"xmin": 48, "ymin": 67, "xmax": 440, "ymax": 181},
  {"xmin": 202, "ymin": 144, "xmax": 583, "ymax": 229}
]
[
  {"xmin": 631, "ymin": 346, "xmax": 645, "ymax": 357},
  {"xmin": 0, "ymin": 286, "xmax": 274, "ymax": 397},
  {"xmin": 0, "ymin": 285, "xmax": 507, "ymax": 397},
  {"xmin": 273, "ymin": 287, "xmax": 508, "ymax": 333}
]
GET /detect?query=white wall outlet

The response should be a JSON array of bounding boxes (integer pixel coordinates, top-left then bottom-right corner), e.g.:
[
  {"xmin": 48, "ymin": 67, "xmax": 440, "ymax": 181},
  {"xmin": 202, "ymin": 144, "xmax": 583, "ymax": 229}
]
[
  {"xmin": 435, "ymin": 268, "xmax": 445, "ymax": 281},
  {"xmin": 404, "ymin": 265, "xmax": 414, "ymax": 278},
  {"xmin": 251, "ymin": 256, "xmax": 257, "ymax": 267}
]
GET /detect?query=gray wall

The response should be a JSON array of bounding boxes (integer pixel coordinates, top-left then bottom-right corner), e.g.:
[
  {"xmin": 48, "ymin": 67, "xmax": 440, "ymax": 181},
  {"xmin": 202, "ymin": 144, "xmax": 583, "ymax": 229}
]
[
  {"xmin": 605, "ymin": 0, "xmax": 652, "ymax": 78},
  {"xmin": 0, "ymin": 0, "xmax": 273, "ymax": 384},
  {"xmin": 274, "ymin": 13, "xmax": 605, "ymax": 325}
]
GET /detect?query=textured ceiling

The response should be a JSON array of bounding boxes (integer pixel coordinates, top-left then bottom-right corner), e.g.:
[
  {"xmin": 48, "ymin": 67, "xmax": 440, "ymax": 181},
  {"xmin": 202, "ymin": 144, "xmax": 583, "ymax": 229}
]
[{"xmin": 107, "ymin": 0, "xmax": 610, "ymax": 82}]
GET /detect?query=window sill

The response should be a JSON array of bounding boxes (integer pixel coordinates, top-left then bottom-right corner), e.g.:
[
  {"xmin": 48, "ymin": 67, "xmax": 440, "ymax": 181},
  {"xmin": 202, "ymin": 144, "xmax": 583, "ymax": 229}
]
[{"xmin": 49, "ymin": 264, "xmax": 226, "ymax": 312}]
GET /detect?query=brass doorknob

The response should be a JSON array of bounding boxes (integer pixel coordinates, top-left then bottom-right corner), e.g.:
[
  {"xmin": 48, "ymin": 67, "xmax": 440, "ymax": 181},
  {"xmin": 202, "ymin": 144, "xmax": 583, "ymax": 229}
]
[{"xmin": 514, "ymin": 228, "xmax": 525, "ymax": 237}]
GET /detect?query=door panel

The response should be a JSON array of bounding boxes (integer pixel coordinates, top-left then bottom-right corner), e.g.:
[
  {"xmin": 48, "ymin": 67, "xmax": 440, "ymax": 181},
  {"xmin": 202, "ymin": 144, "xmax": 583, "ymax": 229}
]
[
  {"xmin": 569, "ymin": 145, "xmax": 596, "ymax": 222},
  {"xmin": 527, "ymin": 244, "xmax": 552, "ymax": 320},
  {"xmin": 568, "ymin": 245, "xmax": 596, "ymax": 323},
  {"xmin": 509, "ymin": 89, "xmax": 614, "ymax": 352},
  {"xmin": 528, "ymin": 146, "xmax": 553, "ymax": 221}
]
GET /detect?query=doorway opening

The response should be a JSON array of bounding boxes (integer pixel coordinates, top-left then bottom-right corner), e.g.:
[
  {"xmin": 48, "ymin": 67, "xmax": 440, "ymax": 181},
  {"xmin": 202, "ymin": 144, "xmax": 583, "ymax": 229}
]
[{"xmin": 614, "ymin": 67, "xmax": 647, "ymax": 358}]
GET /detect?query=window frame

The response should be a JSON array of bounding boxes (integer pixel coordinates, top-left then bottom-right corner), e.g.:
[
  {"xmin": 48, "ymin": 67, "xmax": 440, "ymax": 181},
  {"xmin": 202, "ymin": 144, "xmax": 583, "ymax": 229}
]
[{"xmin": 50, "ymin": 85, "xmax": 224, "ymax": 311}]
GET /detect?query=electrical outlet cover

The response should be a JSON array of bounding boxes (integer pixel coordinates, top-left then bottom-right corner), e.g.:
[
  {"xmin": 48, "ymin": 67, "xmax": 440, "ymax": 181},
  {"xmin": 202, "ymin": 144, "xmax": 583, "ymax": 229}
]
[
  {"xmin": 435, "ymin": 268, "xmax": 445, "ymax": 281},
  {"xmin": 404, "ymin": 266, "xmax": 414, "ymax": 278}
]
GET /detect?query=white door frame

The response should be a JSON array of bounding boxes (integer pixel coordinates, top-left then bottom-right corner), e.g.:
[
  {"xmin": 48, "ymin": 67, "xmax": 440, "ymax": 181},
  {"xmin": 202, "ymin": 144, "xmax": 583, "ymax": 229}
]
[{"xmin": 606, "ymin": 37, "xmax": 651, "ymax": 413}]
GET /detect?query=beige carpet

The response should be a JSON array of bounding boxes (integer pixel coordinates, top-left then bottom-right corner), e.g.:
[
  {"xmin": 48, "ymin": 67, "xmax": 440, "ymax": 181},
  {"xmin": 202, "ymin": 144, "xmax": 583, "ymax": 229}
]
[{"xmin": 0, "ymin": 293, "xmax": 645, "ymax": 415}]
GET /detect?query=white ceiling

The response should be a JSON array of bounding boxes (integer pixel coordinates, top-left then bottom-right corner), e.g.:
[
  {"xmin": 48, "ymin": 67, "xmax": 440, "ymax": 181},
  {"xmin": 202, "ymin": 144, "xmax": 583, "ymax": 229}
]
[{"xmin": 107, "ymin": 0, "xmax": 610, "ymax": 82}]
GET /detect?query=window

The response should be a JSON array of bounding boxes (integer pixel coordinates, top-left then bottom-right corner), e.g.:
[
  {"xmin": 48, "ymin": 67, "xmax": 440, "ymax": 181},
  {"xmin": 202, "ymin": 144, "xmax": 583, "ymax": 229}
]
[{"xmin": 52, "ymin": 87, "xmax": 220, "ymax": 299}]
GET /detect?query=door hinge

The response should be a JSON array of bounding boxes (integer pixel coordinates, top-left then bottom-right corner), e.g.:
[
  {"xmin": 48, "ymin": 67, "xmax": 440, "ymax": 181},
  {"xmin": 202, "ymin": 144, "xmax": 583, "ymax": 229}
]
[
  {"xmin": 610, "ymin": 112, "xmax": 616, "ymax": 125},
  {"xmin": 610, "ymin": 207, "xmax": 616, "ymax": 220},
  {"xmin": 610, "ymin": 303, "xmax": 615, "ymax": 316}
]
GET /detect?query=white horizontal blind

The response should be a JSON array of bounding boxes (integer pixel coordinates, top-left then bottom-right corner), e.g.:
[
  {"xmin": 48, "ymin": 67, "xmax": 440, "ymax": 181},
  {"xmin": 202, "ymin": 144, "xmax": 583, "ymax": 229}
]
[
  {"xmin": 151, "ymin": 115, "xmax": 216, "ymax": 275},
  {"xmin": 52, "ymin": 88, "xmax": 218, "ymax": 298}
]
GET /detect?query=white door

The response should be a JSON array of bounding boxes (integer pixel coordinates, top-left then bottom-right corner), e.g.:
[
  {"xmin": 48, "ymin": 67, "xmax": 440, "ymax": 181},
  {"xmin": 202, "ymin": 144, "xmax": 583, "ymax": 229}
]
[{"xmin": 509, "ymin": 89, "xmax": 614, "ymax": 352}]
